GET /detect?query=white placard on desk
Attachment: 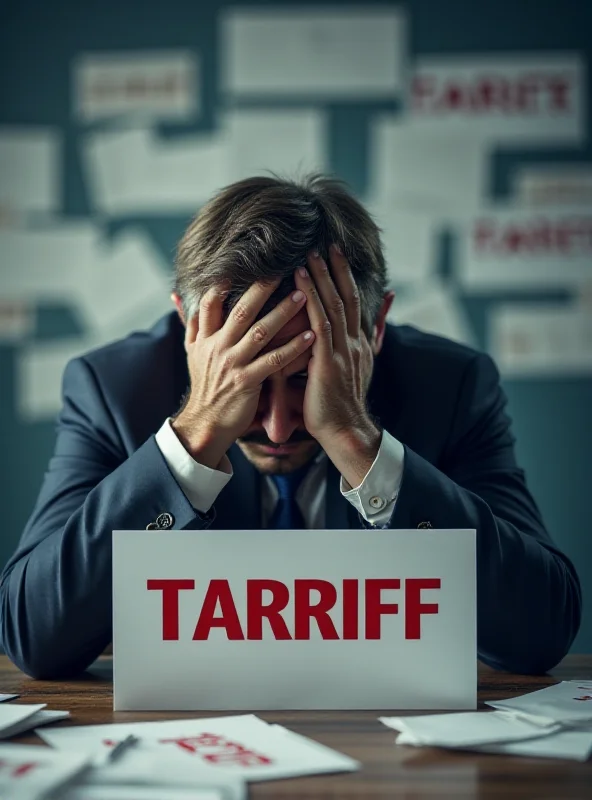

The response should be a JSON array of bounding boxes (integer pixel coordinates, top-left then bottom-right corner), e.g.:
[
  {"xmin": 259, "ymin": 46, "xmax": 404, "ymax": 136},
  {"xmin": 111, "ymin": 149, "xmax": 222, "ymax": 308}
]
[{"xmin": 113, "ymin": 530, "xmax": 476, "ymax": 711}]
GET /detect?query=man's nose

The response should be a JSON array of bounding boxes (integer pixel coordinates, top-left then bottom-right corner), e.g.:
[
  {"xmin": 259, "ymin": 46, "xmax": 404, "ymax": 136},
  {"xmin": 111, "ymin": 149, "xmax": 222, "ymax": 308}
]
[{"xmin": 260, "ymin": 380, "xmax": 299, "ymax": 444}]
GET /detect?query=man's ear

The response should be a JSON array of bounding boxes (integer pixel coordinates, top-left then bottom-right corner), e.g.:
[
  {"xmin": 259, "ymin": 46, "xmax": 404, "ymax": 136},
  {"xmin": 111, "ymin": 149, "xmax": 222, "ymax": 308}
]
[
  {"xmin": 171, "ymin": 292, "xmax": 186, "ymax": 326},
  {"xmin": 370, "ymin": 291, "xmax": 395, "ymax": 356}
]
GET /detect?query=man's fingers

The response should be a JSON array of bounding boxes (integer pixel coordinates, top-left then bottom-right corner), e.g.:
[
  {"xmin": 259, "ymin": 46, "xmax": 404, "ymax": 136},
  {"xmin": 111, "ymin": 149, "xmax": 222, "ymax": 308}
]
[
  {"xmin": 304, "ymin": 250, "xmax": 348, "ymax": 353},
  {"xmin": 294, "ymin": 261, "xmax": 335, "ymax": 358},
  {"xmin": 232, "ymin": 288, "xmax": 308, "ymax": 362},
  {"xmin": 198, "ymin": 284, "xmax": 228, "ymax": 339},
  {"xmin": 184, "ymin": 314, "xmax": 199, "ymax": 348},
  {"xmin": 329, "ymin": 243, "xmax": 361, "ymax": 337},
  {"xmin": 222, "ymin": 278, "xmax": 281, "ymax": 346},
  {"xmin": 247, "ymin": 330, "xmax": 315, "ymax": 384}
]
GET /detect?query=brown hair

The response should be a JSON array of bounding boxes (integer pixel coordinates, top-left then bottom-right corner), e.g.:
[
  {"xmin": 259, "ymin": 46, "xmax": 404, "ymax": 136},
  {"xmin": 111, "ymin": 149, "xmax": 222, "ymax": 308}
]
[{"xmin": 174, "ymin": 174, "xmax": 387, "ymax": 337}]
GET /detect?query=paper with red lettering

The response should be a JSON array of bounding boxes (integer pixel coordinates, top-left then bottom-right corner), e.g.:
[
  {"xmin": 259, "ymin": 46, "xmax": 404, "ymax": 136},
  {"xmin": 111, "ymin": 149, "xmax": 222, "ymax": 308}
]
[
  {"xmin": 410, "ymin": 54, "xmax": 584, "ymax": 145},
  {"xmin": 458, "ymin": 206, "xmax": 592, "ymax": 291},
  {"xmin": 58, "ymin": 744, "xmax": 245, "ymax": 800},
  {"xmin": 487, "ymin": 681, "xmax": 592, "ymax": 726},
  {"xmin": 38, "ymin": 714, "xmax": 360, "ymax": 782},
  {"xmin": 0, "ymin": 744, "xmax": 90, "ymax": 800},
  {"xmin": 112, "ymin": 529, "xmax": 476, "ymax": 710}
]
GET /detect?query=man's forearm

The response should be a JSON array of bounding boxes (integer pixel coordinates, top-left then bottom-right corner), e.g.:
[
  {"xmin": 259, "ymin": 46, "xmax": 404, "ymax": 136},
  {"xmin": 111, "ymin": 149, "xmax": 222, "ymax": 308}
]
[{"xmin": 0, "ymin": 437, "xmax": 204, "ymax": 679}]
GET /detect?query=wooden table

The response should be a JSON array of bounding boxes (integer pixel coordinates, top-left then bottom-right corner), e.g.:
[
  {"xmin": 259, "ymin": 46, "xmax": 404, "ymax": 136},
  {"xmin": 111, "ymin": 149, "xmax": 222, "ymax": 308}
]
[{"xmin": 1, "ymin": 655, "xmax": 591, "ymax": 798}]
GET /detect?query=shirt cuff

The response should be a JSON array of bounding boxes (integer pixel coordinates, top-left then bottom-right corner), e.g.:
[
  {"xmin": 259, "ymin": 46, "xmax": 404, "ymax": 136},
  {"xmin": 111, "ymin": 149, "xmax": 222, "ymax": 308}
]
[
  {"xmin": 340, "ymin": 430, "xmax": 405, "ymax": 526},
  {"xmin": 155, "ymin": 418, "xmax": 233, "ymax": 513}
]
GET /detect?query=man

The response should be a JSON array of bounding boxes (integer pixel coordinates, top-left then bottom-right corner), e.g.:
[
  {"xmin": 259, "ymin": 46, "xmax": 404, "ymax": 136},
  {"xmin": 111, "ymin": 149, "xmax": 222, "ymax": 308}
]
[{"xmin": 0, "ymin": 175, "xmax": 581, "ymax": 679}]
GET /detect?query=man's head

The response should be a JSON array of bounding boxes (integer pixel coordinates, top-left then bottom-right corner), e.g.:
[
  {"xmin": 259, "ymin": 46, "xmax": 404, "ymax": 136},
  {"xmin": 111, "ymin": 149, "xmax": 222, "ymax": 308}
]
[{"xmin": 174, "ymin": 174, "xmax": 393, "ymax": 474}]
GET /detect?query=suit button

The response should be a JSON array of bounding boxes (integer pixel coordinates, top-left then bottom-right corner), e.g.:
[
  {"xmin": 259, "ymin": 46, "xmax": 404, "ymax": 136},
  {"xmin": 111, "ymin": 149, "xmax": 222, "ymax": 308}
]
[
  {"xmin": 417, "ymin": 521, "xmax": 432, "ymax": 529},
  {"xmin": 369, "ymin": 495, "xmax": 386, "ymax": 510},
  {"xmin": 145, "ymin": 522, "xmax": 159, "ymax": 530},
  {"xmin": 156, "ymin": 512, "xmax": 174, "ymax": 529}
]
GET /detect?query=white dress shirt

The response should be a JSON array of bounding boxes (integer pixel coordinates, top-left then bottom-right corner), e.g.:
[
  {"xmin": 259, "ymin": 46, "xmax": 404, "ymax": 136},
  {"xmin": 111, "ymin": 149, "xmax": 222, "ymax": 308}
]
[{"xmin": 155, "ymin": 419, "xmax": 405, "ymax": 528}]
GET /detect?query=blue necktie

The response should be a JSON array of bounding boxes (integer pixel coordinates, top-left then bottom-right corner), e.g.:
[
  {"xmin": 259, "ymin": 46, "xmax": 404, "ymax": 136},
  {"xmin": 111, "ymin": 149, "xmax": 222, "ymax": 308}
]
[{"xmin": 268, "ymin": 466, "xmax": 309, "ymax": 530}]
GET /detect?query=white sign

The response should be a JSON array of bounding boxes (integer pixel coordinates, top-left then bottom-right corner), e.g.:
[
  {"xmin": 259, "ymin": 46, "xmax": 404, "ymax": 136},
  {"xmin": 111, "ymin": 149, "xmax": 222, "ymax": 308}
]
[
  {"xmin": 222, "ymin": 8, "xmax": 406, "ymax": 99},
  {"xmin": 411, "ymin": 54, "xmax": 585, "ymax": 144},
  {"xmin": 458, "ymin": 206, "xmax": 592, "ymax": 290},
  {"xmin": 73, "ymin": 51, "xmax": 199, "ymax": 122},
  {"xmin": 514, "ymin": 165, "xmax": 592, "ymax": 206},
  {"xmin": 113, "ymin": 530, "xmax": 476, "ymax": 711}
]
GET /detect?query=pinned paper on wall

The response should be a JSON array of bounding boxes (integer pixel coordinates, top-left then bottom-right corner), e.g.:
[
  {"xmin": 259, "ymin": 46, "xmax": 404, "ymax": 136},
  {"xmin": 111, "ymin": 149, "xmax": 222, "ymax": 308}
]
[
  {"xmin": 0, "ymin": 302, "xmax": 33, "ymax": 342},
  {"xmin": 73, "ymin": 50, "xmax": 199, "ymax": 122},
  {"xmin": 368, "ymin": 117, "xmax": 488, "ymax": 216},
  {"xmin": 0, "ymin": 223, "xmax": 99, "ymax": 302},
  {"xmin": 410, "ymin": 54, "xmax": 585, "ymax": 145},
  {"xmin": 224, "ymin": 108, "xmax": 327, "ymax": 182},
  {"xmin": 513, "ymin": 165, "xmax": 592, "ymax": 206},
  {"xmin": 80, "ymin": 229, "xmax": 172, "ymax": 335},
  {"xmin": 457, "ymin": 207, "xmax": 592, "ymax": 290},
  {"xmin": 83, "ymin": 128, "xmax": 230, "ymax": 214},
  {"xmin": 0, "ymin": 127, "xmax": 61, "ymax": 213},
  {"xmin": 222, "ymin": 7, "xmax": 406, "ymax": 99},
  {"xmin": 387, "ymin": 281, "xmax": 475, "ymax": 346},
  {"xmin": 490, "ymin": 304, "xmax": 592, "ymax": 377},
  {"xmin": 366, "ymin": 199, "xmax": 440, "ymax": 284}
]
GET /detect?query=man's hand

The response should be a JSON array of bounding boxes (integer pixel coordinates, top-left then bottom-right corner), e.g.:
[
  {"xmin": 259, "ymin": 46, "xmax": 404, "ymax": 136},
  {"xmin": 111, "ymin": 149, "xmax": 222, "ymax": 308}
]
[
  {"xmin": 295, "ymin": 245, "xmax": 382, "ymax": 488},
  {"xmin": 172, "ymin": 279, "xmax": 314, "ymax": 470}
]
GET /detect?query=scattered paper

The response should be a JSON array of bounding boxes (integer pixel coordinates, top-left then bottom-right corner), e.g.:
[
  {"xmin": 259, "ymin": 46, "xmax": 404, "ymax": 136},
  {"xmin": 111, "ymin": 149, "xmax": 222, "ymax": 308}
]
[
  {"xmin": 410, "ymin": 54, "xmax": 585, "ymax": 145},
  {"xmin": 39, "ymin": 714, "xmax": 360, "ymax": 782},
  {"xmin": 0, "ymin": 127, "xmax": 61, "ymax": 213},
  {"xmin": 0, "ymin": 744, "xmax": 90, "ymax": 800},
  {"xmin": 0, "ymin": 695, "xmax": 18, "ymax": 703},
  {"xmin": 387, "ymin": 281, "xmax": 475, "ymax": 346},
  {"xmin": 64, "ymin": 787, "xmax": 235, "ymax": 800},
  {"xmin": 368, "ymin": 117, "xmax": 487, "ymax": 218},
  {"xmin": 1, "ymin": 709, "xmax": 69, "ymax": 739},
  {"xmin": 366, "ymin": 199, "xmax": 440, "ymax": 284},
  {"xmin": 513, "ymin": 165, "xmax": 592, "ymax": 206},
  {"xmin": 0, "ymin": 704, "xmax": 47, "ymax": 738},
  {"xmin": 381, "ymin": 680, "xmax": 592, "ymax": 762},
  {"xmin": 457, "ymin": 206, "xmax": 592, "ymax": 290},
  {"xmin": 487, "ymin": 681, "xmax": 592, "ymax": 727},
  {"xmin": 61, "ymin": 744, "xmax": 246, "ymax": 799},
  {"xmin": 475, "ymin": 728, "xmax": 592, "ymax": 762},
  {"xmin": 224, "ymin": 108, "xmax": 327, "ymax": 182},
  {"xmin": 380, "ymin": 710, "xmax": 563, "ymax": 747},
  {"xmin": 489, "ymin": 304, "xmax": 592, "ymax": 377},
  {"xmin": 222, "ymin": 7, "xmax": 406, "ymax": 99},
  {"xmin": 73, "ymin": 50, "xmax": 199, "ymax": 122}
]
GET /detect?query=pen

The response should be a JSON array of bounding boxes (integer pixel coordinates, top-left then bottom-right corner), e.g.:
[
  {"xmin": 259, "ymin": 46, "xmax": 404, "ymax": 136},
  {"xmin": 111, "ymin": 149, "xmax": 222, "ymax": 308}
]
[{"xmin": 107, "ymin": 734, "xmax": 140, "ymax": 763}]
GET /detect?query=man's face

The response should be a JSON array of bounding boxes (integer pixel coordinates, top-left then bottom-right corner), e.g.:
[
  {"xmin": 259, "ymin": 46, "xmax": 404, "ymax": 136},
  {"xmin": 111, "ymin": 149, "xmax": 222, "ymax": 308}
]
[{"xmin": 237, "ymin": 307, "xmax": 321, "ymax": 475}]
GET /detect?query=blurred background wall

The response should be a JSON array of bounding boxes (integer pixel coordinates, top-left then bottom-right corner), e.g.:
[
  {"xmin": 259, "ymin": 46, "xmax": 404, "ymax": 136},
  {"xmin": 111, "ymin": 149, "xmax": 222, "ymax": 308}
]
[{"xmin": 0, "ymin": 0, "xmax": 590, "ymax": 651}]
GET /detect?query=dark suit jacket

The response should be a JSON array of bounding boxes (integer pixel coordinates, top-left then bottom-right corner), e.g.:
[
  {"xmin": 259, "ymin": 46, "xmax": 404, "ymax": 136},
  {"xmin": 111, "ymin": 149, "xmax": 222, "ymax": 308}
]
[{"xmin": 0, "ymin": 313, "xmax": 581, "ymax": 678}]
